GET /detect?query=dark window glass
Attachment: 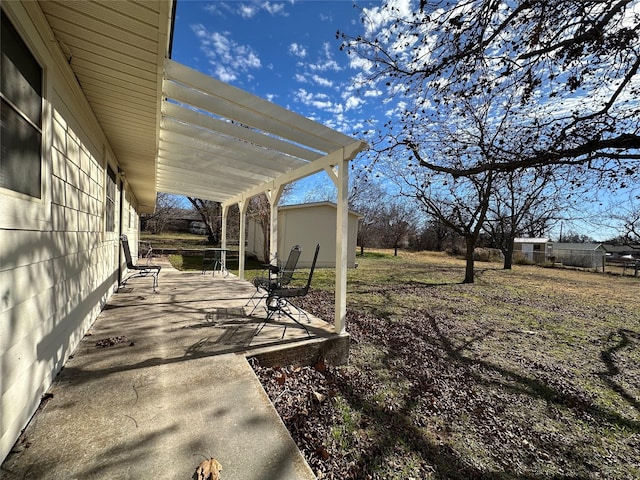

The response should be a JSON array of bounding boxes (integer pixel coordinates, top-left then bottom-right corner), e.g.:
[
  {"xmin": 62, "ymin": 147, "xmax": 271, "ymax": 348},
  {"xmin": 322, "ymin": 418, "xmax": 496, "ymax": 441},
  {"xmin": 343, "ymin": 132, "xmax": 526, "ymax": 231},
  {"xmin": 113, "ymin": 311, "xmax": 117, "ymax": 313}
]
[
  {"xmin": 105, "ymin": 166, "xmax": 116, "ymax": 232},
  {"xmin": 1, "ymin": 11, "xmax": 42, "ymax": 198}
]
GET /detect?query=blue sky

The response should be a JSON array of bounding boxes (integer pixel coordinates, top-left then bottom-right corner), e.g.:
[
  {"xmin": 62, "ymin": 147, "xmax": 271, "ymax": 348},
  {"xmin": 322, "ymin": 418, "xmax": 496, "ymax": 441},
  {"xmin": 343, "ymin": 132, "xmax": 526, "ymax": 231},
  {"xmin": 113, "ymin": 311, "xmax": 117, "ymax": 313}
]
[
  {"xmin": 171, "ymin": 0, "xmax": 382, "ymax": 205},
  {"xmin": 171, "ymin": 0, "xmax": 375, "ymax": 136},
  {"xmin": 169, "ymin": 0, "xmax": 636, "ymax": 241}
]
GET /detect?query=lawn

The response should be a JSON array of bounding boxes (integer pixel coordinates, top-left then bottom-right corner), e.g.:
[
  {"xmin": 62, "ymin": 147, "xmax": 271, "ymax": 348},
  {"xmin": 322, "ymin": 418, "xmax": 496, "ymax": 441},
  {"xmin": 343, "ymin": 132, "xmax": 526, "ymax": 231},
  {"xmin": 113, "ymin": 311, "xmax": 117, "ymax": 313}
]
[
  {"xmin": 140, "ymin": 231, "xmax": 210, "ymax": 249},
  {"xmin": 249, "ymin": 249, "xmax": 640, "ymax": 480}
]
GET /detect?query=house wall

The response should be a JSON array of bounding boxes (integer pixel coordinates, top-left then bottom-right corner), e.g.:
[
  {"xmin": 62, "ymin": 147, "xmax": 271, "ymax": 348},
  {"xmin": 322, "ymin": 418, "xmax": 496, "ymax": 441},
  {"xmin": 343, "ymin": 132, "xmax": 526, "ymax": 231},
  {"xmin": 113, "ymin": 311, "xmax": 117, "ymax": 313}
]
[
  {"xmin": 0, "ymin": 3, "xmax": 139, "ymax": 461},
  {"xmin": 246, "ymin": 203, "xmax": 359, "ymax": 268}
]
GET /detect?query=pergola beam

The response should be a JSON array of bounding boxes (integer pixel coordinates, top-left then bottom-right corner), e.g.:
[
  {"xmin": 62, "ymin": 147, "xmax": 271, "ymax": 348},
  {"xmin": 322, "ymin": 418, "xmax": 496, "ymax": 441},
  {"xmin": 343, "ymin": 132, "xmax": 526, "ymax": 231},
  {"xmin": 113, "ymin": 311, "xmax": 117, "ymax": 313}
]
[{"xmin": 221, "ymin": 140, "xmax": 365, "ymax": 208}]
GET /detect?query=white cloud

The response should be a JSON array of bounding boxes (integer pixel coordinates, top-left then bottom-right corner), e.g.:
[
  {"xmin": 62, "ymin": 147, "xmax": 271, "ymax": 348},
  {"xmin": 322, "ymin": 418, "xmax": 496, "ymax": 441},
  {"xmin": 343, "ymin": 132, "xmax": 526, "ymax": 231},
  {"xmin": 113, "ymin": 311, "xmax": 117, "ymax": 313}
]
[
  {"xmin": 345, "ymin": 96, "xmax": 364, "ymax": 111},
  {"xmin": 191, "ymin": 24, "xmax": 261, "ymax": 82},
  {"xmin": 289, "ymin": 43, "xmax": 307, "ymax": 58},
  {"xmin": 263, "ymin": 1, "xmax": 287, "ymax": 16},
  {"xmin": 237, "ymin": 1, "xmax": 288, "ymax": 18},
  {"xmin": 361, "ymin": 0, "xmax": 413, "ymax": 35},
  {"xmin": 312, "ymin": 75, "xmax": 333, "ymax": 87},
  {"xmin": 294, "ymin": 88, "xmax": 344, "ymax": 115},
  {"xmin": 294, "ymin": 73, "xmax": 308, "ymax": 83},
  {"xmin": 364, "ymin": 88, "xmax": 383, "ymax": 97},
  {"xmin": 239, "ymin": 4, "xmax": 258, "ymax": 18},
  {"xmin": 308, "ymin": 42, "xmax": 342, "ymax": 72}
]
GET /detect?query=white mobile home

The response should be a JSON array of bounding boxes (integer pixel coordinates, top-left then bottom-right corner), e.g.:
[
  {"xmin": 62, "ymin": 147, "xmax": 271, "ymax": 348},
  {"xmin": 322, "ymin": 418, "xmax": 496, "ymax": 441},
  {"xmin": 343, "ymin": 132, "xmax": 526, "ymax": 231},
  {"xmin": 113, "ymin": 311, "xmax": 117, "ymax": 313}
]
[{"xmin": 513, "ymin": 238, "xmax": 553, "ymax": 263}]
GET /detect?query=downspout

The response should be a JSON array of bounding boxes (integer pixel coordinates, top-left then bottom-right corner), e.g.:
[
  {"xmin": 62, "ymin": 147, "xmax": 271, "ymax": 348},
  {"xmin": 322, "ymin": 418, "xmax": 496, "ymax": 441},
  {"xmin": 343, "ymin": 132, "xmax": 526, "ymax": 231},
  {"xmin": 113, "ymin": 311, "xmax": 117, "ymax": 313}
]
[{"xmin": 117, "ymin": 169, "xmax": 125, "ymax": 286}]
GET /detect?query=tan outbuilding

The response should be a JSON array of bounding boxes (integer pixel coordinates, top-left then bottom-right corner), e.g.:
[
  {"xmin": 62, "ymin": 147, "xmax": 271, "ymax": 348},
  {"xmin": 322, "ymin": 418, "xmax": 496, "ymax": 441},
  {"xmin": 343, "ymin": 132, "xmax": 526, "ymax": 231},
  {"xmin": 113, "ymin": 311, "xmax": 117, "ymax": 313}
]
[{"xmin": 247, "ymin": 202, "xmax": 362, "ymax": 268}]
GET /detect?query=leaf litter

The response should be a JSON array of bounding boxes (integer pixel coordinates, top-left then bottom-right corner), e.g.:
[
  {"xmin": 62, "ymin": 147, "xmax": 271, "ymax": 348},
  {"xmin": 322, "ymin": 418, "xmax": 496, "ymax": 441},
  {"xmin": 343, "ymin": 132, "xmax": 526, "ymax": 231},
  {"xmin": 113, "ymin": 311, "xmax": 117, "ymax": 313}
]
[{"xmin": 252, "ymin": 284, "xmax": 640, "ymax": 480}]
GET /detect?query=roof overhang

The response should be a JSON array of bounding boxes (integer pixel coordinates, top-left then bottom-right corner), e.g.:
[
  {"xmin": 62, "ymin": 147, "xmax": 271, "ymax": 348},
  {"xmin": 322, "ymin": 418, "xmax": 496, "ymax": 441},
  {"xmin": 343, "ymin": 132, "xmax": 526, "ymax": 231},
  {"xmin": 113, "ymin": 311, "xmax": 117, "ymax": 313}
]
[
  {"xmin": 39, "ymin": 0, "xmax": 174, "ymax": 213},
  {"xmin": 39, "ymin": 1, "xmax": 365, "ymax": 213}
]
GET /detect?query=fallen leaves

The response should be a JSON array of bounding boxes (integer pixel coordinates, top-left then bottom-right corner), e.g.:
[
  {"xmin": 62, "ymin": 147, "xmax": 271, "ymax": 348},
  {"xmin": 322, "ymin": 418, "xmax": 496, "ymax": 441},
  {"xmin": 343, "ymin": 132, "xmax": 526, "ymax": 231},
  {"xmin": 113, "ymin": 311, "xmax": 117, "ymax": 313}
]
[
  {"xmin": 194, "ymin": 457, "xmax": 222, "ymax": 480},
  {"xmin": 95, "ymin": 336, "xmax": 127, "ymax": 347}
]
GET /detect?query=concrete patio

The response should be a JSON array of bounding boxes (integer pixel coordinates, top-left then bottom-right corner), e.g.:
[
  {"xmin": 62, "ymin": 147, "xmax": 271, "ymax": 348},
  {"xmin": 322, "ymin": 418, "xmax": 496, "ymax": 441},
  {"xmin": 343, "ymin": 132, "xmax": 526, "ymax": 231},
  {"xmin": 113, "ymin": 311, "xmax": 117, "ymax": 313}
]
[{"xmin": 2, "ymin": 260, "xmax": 346, "ymax": 479}]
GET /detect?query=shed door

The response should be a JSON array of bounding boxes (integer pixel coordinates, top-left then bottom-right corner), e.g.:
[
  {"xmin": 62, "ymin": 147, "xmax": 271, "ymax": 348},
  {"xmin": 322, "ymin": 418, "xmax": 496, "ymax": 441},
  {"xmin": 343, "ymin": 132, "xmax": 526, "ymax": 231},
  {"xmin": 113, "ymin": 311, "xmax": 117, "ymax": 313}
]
[{"xmin": 522, "ymin": 243, "xmax": 534, "ymax": 260}]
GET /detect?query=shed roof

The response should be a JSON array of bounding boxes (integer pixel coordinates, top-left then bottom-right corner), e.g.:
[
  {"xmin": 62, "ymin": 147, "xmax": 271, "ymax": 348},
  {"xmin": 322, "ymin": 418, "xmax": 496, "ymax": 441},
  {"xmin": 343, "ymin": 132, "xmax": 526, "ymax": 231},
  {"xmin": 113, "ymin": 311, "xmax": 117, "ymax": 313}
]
[
  {"xmin": 553, "ymin": 243, "xmax": 605, "ymax": 251},
  {"xmin": 514, "ymin": 238, "xmax": 551, "ymax": 244},
  {"xmin": 279, "ymin": 201, "xmax": 363, "ymax": 218}
]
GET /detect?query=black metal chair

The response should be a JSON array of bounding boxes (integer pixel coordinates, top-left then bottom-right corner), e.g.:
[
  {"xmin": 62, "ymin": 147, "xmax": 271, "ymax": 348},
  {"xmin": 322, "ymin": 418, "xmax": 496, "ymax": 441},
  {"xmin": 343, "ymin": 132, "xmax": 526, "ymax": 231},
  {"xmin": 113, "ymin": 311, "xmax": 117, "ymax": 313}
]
[
  {"xmin": 260, "ymin": 243, "xmax": 320, "ymax": 337},
  {"xmin": 120, "ymin": 234, "xmax": 161, "ymax": 292},
  {"xmin": 246, "ymin": 244, "xmax": 302, "ymax": 313}
]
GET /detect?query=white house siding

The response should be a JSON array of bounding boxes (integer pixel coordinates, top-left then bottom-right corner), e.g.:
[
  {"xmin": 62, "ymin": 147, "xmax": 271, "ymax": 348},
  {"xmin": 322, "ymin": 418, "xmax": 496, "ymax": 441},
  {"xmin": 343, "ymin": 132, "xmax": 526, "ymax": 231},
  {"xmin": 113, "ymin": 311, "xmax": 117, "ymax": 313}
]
[{"xmin": 0, "ymin": 3, "xmax": 139, "ymax": 461}]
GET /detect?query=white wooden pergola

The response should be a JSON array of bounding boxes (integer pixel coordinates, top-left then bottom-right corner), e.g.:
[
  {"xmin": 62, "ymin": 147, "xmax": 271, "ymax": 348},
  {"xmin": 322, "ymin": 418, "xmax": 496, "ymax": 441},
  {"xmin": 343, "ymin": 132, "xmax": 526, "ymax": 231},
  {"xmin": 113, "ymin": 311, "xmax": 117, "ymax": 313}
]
[
  {"xmin": 158, "ymin": 60, "xmax": 367, "ymax": 333},
  {"xmin": 35, "ymin": 0, "xmax": 365, "ymax": 334}
]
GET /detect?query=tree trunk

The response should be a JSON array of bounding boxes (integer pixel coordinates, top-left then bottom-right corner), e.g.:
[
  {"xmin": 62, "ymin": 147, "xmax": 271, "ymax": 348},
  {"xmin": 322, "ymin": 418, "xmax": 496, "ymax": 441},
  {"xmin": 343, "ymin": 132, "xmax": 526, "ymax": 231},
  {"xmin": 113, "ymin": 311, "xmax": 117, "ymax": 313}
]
[
  {"xmin": 394, "ymin": 244, "xmax": 398, "ymax": 256},
  {"xmin": 503, "ymin": 237, "xmax": 514, "ymax": 270},
  {"xmin": 464, "ymin": 236, "xmax": 475, "ymax": 283}
]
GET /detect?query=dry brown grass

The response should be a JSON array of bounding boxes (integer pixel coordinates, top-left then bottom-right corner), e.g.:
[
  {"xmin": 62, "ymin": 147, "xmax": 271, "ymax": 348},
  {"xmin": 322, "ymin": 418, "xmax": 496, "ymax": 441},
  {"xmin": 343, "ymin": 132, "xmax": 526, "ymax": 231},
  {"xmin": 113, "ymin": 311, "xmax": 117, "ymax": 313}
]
[{"xmin": 254, "ymin": 249, "xmax": 640, "ymax": 479}]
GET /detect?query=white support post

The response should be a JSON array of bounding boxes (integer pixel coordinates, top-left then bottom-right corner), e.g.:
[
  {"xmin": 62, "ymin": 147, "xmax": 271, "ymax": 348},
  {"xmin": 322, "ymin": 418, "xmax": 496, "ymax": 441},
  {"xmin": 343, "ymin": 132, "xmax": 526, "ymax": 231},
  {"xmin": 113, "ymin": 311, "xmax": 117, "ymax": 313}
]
[
  {"xmin": 267, "ymin": 185, "xmax": 283, "ymax": 265},
  {"xmin": 221, "ymin": 204, "xmax": 229, "ymax": 267},
  {"xmin": 238, "ymin": 198, "xmax": 249, "ymax": 279},
  {"xmin": 334, "ymin": 155, "xmax": 349, "ymax": 334}
]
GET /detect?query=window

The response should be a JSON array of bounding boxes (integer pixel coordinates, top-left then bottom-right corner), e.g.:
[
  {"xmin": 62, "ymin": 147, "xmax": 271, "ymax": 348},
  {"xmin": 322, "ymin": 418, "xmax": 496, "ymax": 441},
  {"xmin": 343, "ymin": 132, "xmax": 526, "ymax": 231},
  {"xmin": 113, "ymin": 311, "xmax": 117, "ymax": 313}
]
[
  {"xmin": 1, "ymin": 11, "xmax": 42, "ymax": 198},
  {"xmin": 105, "ymin": 165, "xmax": 116, "ymax": 231}
]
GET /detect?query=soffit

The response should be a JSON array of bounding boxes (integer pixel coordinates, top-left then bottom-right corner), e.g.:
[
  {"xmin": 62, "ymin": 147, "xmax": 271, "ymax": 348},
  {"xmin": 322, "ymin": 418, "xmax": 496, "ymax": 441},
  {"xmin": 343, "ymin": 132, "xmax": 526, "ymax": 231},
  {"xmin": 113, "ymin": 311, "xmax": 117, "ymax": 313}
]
[{"xmin": 39, "ymin": 0, "xmax": 172, "ymax": 212}]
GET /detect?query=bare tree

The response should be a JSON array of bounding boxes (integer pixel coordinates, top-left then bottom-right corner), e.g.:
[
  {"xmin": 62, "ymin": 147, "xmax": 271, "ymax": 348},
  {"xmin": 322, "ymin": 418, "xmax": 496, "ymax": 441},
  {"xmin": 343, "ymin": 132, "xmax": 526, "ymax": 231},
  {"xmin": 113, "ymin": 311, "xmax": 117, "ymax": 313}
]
[
  {"xmin": 417, "ymin": 218, "xmax": 453, "ymax": 252},
  {"xmin": 611, "ymin": 199, "xmax": 640, "ymax": 246},
  {"xmin": 623, "ymin": 207, "xmax": 640, "ymax": 244},
  {"xmin": 141, "ymin": 193, "xmax": 182, "ymax": 234},
  {"xmin": 246, "ymin": 184, "xmax": 294, "ymax": 262},
  {"xmin": 248, "ymin": 193, "xmax": 272, "ymax": 263},
  {"xmin": 379, "ymin": 200, "xmax": 417, "ymax": 256},
  {"xmin": 485, "ymin": 168, "xmax": 575, "ymax": 269},
  {"xmin": 384, "ymin": 88, "xmax": 509, "ymax": 283},
  {"xmin": 187, "ymin": 197, "xmax": 221, "ymax": 245},
  {"xmin": 349, "ymin": 174, "xmax": 390, "ymax": 254},
  {"xmin": 339, "ymin": 1, "xmax": 640, "ymax": 180}
]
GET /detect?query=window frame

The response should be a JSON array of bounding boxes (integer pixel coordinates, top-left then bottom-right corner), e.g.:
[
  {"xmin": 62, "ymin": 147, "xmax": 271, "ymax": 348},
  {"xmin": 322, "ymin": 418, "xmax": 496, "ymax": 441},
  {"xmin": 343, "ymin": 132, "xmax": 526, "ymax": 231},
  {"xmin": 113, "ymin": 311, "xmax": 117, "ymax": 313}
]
[
  {"xmin": 0, "ymin": 7, "xmax": 51, "ymax": 230},
  {"xmin": 104, "ymin": 164, "xmax": 117, "ymax": 233}
]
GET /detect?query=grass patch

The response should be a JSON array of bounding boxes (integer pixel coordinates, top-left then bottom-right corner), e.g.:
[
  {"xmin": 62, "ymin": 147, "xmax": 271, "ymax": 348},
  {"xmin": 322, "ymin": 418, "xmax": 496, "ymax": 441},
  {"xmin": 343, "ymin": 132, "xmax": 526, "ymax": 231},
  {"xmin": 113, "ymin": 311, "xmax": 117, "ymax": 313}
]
[
  {"xmin": 168, "ymin": 252, "xmax": 262, "ymax": 275},
  {"xmin": 141, "ymin": 232, "xmax": 210, "ymax": 249}
]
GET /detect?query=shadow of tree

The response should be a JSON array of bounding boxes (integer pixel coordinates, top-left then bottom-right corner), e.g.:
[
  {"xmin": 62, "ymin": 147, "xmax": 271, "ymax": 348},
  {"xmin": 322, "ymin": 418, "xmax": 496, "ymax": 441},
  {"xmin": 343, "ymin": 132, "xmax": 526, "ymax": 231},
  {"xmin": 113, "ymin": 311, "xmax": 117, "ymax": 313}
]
[
  {"xmin": 285, "ymin": 290, "xmax": 639, "ymax": 478},
  {"xmin": 598, "ymin": 328, "xmax": 640, "ymax": 413}
]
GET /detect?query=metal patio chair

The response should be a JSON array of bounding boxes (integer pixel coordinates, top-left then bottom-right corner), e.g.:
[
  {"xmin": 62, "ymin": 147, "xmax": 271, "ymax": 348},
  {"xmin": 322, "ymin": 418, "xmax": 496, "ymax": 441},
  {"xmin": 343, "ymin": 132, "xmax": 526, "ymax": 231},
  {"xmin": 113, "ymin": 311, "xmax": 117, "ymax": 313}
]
[
  {"xmin": 201, "ymin": 248, "xmax": 229, "ymax": 276},
  {"xmin": 258, "ymin": 243, "xmax": 320, "ymax": 338},
  {"xmin": 246, "ymin": 244, "xmax": 302, "ymax": 313},
  {"xmin": 120, "ymin": 234, "xmax": 161, "ymax": 292}
]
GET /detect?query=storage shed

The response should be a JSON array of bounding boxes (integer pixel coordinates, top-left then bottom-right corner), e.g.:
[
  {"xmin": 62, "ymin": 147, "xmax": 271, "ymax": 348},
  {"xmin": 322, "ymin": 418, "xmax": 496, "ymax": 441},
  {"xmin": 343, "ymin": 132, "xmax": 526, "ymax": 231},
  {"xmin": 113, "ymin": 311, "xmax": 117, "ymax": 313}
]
[
  {"xmin": 247, "ymin": 202, "xmax": 362, "ymax": 268},
  {"xmin": 553, "ymin": 243, "xmax": 607, "ymax": 270},
  {"xmin": 513, "ymin": 238, "xmax": 553, "ymax": 263}
]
